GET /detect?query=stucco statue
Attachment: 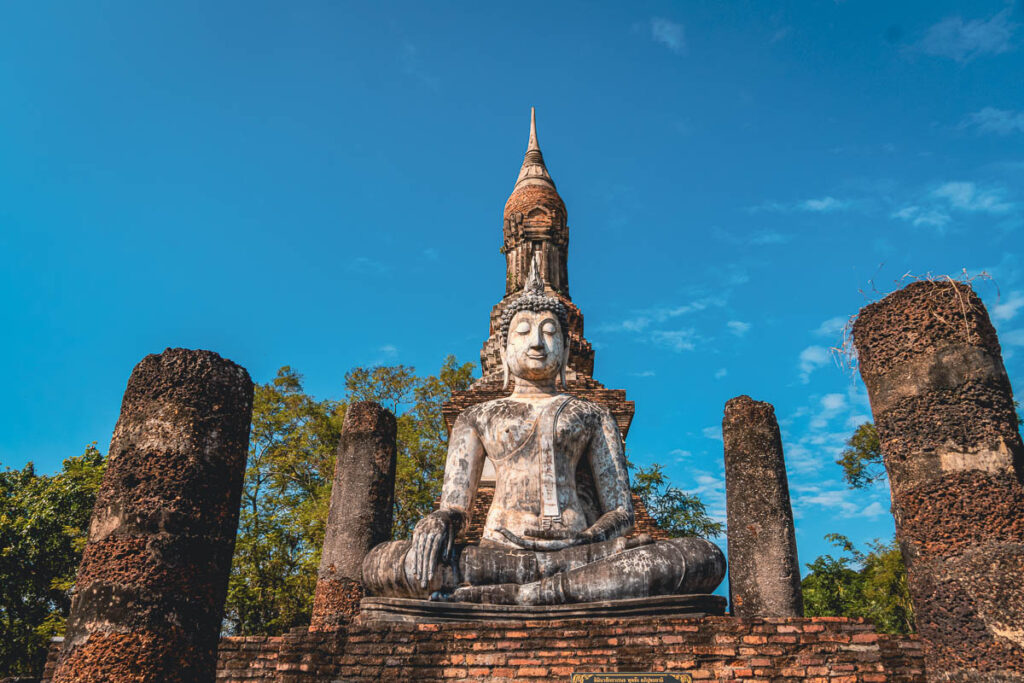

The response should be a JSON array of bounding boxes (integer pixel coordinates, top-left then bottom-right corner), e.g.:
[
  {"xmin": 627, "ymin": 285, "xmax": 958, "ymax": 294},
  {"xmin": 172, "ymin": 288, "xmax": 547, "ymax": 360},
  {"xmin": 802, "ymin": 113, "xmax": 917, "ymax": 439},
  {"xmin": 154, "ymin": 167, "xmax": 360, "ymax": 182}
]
[{"xmin": 362, "ymin": 258, "xmax": 725, "ymax": 605}]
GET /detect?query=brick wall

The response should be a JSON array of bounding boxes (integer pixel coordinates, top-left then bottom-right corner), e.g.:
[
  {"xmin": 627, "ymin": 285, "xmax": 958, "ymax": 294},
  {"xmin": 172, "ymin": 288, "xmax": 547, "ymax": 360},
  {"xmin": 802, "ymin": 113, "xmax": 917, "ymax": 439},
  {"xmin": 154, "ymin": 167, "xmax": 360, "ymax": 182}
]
[{"xmin": 202, "ymin": 616, "xmax": 923, "ymax": 682}]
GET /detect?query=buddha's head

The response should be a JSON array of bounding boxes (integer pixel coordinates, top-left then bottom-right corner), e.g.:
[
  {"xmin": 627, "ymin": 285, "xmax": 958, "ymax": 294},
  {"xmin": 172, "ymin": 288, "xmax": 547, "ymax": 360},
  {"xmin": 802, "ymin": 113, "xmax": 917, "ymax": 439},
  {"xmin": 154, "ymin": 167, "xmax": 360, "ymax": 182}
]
[{"xmin": 499, "ymin": 255, "xmax": 569, "ymax": 390}]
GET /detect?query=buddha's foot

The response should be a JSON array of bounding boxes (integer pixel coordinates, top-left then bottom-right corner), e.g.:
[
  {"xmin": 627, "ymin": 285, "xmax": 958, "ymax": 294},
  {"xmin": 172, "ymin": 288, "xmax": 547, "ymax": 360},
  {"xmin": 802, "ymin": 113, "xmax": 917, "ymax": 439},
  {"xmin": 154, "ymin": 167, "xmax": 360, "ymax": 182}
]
[{"xmin": 449, "ymin": 583, "xmax": 521, "ymax": 604}]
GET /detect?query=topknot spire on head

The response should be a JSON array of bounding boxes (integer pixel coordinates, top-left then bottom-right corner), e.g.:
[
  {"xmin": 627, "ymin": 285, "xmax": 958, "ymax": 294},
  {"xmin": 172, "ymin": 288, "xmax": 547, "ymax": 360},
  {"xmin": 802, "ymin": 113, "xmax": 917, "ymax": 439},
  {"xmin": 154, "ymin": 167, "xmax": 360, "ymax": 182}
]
[
  {"xmin": 523, "ymin": 251, "xmax": 545, "ymax": 296},
  {"xmin": 499, "ymin": 253, "xmax": 569, "ymax": 348}
]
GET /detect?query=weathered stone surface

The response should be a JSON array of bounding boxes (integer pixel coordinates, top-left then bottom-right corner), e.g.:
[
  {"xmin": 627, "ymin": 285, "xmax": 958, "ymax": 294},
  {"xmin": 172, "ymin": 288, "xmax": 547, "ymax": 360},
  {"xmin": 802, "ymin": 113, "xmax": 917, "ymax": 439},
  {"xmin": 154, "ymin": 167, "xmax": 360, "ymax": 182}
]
[
  {"xmin": 52, "ymin": 348, "xmax": 253, "ymax": 683},
  {"xmin": 853, "ymin": 280, "xmax": 1024, "ymax": 681},
  {"xmin": 357, "ymin": 594, "xmax": 726, "ymax": 623},
  {"xmin": 451, "ymin": 483, "xmax": 671, "ymax": 544},
  {"xmin": 311, "ymin": 402, "xmax": 397, "ymax": 629},
  {"xmin": 723, "ymin": 395, "xmax": 803, "ymax": 618},
  {"xmin": 366, "ymin": 257, "xmax": 725, "ymax": 605}
]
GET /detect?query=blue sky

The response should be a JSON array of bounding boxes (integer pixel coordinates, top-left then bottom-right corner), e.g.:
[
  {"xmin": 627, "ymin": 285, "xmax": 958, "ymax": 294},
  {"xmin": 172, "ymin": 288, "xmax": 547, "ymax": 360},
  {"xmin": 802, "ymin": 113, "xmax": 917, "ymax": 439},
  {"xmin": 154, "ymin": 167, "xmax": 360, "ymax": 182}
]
[{"xmin": 2, "ymin": 1, "xmax": 1023, "ymax": 574}]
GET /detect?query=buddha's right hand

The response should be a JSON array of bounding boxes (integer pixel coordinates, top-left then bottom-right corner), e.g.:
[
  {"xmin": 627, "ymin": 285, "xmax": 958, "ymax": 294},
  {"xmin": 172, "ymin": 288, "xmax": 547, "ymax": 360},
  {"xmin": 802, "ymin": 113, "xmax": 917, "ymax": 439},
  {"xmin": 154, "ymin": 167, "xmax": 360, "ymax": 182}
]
[{"xmin": 411, "ymin": 510, "xmax": 459, "ymax": 589}]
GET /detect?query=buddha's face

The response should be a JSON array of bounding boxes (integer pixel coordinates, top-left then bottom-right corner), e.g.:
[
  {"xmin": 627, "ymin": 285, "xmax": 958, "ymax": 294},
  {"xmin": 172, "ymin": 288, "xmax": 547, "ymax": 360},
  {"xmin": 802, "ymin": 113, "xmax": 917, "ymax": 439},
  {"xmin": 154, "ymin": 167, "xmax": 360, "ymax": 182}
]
[{"xmin": 504, "ymin": 309, "xmax": 567, "ymax": 382}]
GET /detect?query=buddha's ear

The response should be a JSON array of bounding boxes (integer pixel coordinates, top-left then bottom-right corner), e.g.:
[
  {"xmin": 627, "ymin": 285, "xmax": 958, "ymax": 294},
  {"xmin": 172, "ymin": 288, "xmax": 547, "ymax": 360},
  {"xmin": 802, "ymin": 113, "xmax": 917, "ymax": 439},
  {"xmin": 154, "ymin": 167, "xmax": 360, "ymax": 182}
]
[
  {"xmin": 500, "ymin": 346, "xmax": 510, "ymax": 391},
  {"xmin": 559, "ymin": 345, "xmax": 569, "ymax": 390}
]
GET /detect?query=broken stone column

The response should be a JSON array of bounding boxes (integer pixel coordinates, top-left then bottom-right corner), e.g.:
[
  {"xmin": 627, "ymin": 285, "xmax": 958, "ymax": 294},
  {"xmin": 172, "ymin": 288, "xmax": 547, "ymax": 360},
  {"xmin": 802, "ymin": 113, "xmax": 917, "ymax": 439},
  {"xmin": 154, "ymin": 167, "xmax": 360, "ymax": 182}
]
[
  {"xmin": 723, "ymin": 395, "xmax": 803, "ymax": 618},
  {"xmin": 853, "ymin": 280, "xmax": 1024, "ymax": 680},
  {"xmin": 52, "ymin": 348, "xmax": 253, "ymax": 683},
  {"xmin": 310, "ymin": 401, "xmax": 397, "ymax": 629}
]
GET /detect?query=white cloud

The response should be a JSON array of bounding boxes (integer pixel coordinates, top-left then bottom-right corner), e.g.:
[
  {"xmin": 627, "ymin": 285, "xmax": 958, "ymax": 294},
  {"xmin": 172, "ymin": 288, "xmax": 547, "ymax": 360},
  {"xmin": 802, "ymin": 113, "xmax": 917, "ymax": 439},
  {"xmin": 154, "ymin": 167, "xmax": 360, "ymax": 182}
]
[
  {"xmin": 815, "ymin": 316, "xmax": 848, "ymax": 338},
  {"xmin": 379, "ymin": 344, "xmax": 398, "ymax": 356},
  {"xmin": 799, "ymin": 345, "xmax": 832, "ymax": 383},
  {"xmin": 714, "ymin": 228, "xmax": 793, "ymax": 246},
  {"xmin": 753, "ymin": 197, "xmax": 852, "ymax": 213},
  {"xmin": 604, "ymin": 297, "xmax": 723, "ymax": 333},
  {"xmin": 630, "ymin": 370, "xmax": 657, "ymax": 377},
  {"xmin": 860, "ymin": 501, "xmax": 887, "ymax": 519},
  {"xmin": 652, "ymin": 329, "xmax": 698, "ymax": 352},
  {"xmin": 792, "ymin": 483, "xmax": 887, "ymax": 519},
  {"xmin": 915, "ymin": 9, "xmax": 1017, "ymax": 62},
  {"xmin": 963, "ymin": 107, "xmax": 1024, "ymax": 135},
  {"xmin": 651, "ymin": 18, "xmax": 686, "ymax": 54},
  {"xmin": 714, "ymin": 368, "xmax": 728, "ymax": 380},
  {"xmin": 891, "ymin": 205, "xmax": 952, "ymax": 229},
  {"xmin": 685, "ymin": 470, "xmax": 727, "ymax": 521},
  {"xmin": 798, "ymin": 196, "xmax": 852, "ymax": 212},
  {"xmin": 993, "ymin": 292, "xmax": 1024, "ymax": 322},
  {"xmin": 1002, "ymin": 329, "xmax": 1024, "ymax": 346},
  {"xmin": 811, "ymin": 393, "xmax": 848, "ymax": 429},
  {"xmin": 727, "ymin": 320, "xmax": 751, "ymax": 337},
  {"xmin": 401, "ymin": 42, "xmax": 440, "ymax": 89},
  {"xmin": 845, "ymin": 413, "xmax": 872, "ymax": 429},
  {"xmin": 750, "ymin": 231, "xmax": 794, "ymax": 245},
  {"xmin": 770, "ymin": 27, "xmax": 792, "ymax": 44},
  {"xmin": 931, "ymin": 181, "xmax": 1014, "ymax": 213},
  {"xmin": 702, "ymin": 426, "xmax": 723, "ymax": 441},
  {"xmin": 669, "ymin": 448, "xmax": 692, "ymax": 460},
  {"xmin": 821, "ymin": 393, "xmax": 847, "ymax": 412}
]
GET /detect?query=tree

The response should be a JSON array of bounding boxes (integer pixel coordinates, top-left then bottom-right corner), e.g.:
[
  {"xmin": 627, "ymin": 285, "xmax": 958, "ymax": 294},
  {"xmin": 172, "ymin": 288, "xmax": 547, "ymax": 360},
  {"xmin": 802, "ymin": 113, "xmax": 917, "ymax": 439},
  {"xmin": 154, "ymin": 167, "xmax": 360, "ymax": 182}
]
[
  {"xmin": 801, "ymin": 534, "xmax": 914, "ymax": 634},
  {"xmin": 630, "ymin": 463, "xmax": 723, "ymax": 539},
  {"xmin": 343, "ymin": 356, "xmax": 475, "ymax": 538},
  {"xmin": 0, "ymin": 445, "xmax": 105, "ymax": 677},
  {"xmin": 223, "ymin": 366, "xmax": 345, "ymax": 636},
  {"xmin": 835, "ymin": 422, "xmax": 884, "ymax": 489},
  {"xmin": 223, "ymin": 355, "xmax": 475, "ymax": 635}
]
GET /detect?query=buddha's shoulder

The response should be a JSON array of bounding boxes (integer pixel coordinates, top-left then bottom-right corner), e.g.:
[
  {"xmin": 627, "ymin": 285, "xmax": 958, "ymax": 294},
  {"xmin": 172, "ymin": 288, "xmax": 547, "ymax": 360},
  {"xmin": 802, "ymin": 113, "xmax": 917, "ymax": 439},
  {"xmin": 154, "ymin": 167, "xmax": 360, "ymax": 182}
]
[
  {"xmin": 562, "ymin": 395, "xmax": 614, "ymax": 420},
  {"xmin": 456, "ymin": 398, "xmax": 531, "ymax": 425},
  {"xmin": 456, "ymin": 394, "xmax": 607, "ymax": 419}
]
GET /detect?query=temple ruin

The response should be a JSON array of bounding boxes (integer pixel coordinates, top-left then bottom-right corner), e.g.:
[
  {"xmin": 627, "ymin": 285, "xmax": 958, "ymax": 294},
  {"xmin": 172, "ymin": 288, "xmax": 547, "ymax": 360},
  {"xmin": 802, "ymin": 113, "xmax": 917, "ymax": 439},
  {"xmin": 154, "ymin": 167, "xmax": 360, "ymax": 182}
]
[{"xmin": 37, "ymin": 110, "xmax": 1024, "ymax": 682}]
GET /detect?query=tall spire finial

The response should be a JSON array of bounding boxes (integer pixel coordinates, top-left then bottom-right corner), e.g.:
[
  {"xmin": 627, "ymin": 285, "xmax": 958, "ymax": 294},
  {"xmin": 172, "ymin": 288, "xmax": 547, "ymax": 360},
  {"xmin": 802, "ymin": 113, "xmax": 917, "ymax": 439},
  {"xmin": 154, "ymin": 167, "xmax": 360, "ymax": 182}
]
[
  {"xmin": 528, "ymin": 106, "xmax": 539, "ymax": 152},
  {"xmin": 514, "ymin": 107, "xmax": 555, "ymax": 190}
]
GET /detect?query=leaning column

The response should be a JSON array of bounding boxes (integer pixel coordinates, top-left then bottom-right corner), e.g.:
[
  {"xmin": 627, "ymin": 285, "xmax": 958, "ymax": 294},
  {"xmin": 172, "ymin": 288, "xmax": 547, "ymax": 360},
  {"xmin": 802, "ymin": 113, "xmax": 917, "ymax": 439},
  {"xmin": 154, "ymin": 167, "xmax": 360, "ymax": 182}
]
[
  {"xmin": 310, "ymin": 401, "xmax": 397, "ymax": 629},
  {"xmin": 853, "ymin": 280, "xmax": 1024, "ymax": 680},
  {"xmin": 722, "ymin": 395, "xmax": 803, "ymax": 618},
  {"xmin": 52, "ymin": 348, "xmax": 253, "ymax": 683}
]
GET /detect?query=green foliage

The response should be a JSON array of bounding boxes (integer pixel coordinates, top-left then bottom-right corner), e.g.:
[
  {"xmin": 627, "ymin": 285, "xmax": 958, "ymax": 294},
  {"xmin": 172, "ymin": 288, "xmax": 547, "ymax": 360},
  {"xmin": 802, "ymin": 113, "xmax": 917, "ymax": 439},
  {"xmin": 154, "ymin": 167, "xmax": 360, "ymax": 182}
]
[
  {"xmin": 801, "ymin": 534, "xmax": 914, "ymax": 634},
  {"xmin": 223, "ymin": 356, "xmax": 474, "ymax": 636},
  {"xmin": 836, "ymin": 422, "xmax": 885, "ymax": 489},
  {"xmin": 344, "ymin": 356, "xmax": 475, "ymax": 538},
  {"xmin": 630, "ymin": 463, "xmax": 724, "ymax": 539},
  {"xmin": 0, "ymin": 445, "xmax": 105, "ymax": 676},
  {"xmin": 223, "ymin": 366, "xmax": 345, "ymax": 636}
]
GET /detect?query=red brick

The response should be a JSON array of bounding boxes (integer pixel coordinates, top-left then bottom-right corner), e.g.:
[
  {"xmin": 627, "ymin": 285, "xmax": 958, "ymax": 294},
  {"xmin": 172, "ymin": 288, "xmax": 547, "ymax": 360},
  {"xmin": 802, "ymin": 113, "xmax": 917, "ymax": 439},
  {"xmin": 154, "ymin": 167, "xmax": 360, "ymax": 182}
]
[{"xmin": 516, "ymin": 666, "xmax": 549, "ymax": 677}]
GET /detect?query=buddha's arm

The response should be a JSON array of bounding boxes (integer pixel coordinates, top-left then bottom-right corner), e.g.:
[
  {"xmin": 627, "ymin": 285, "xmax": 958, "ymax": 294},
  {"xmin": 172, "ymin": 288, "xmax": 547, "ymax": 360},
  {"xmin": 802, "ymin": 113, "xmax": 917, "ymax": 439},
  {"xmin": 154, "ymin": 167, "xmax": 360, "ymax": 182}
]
[
  {"xmin": 582, "ymin": 408, "xmax": 635, "ymax": 542},
  {"xmin": 411, "ymin": 412, "xmax": 485, "ymax": 587},
  {"xmin": 438, "ymin": 411, "xmax": 486, "ymax": 531}
]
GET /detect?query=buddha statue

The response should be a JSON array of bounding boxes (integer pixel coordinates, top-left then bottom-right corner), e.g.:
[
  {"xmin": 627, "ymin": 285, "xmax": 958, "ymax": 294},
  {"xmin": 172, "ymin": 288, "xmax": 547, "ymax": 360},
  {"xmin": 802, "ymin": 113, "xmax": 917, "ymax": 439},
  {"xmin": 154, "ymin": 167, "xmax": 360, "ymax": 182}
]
[{"xmin": 362, "ymin": 258, "xmax": 725, "ymax": 605}]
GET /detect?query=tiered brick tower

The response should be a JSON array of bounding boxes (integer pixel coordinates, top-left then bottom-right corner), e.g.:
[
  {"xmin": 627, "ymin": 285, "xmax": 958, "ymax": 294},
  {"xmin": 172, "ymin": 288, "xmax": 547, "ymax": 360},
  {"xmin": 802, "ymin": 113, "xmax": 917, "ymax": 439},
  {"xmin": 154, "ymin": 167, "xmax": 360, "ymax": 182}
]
[{"xmin": 442, "ymin": 109, "xmax": 635, "ymax": 447}]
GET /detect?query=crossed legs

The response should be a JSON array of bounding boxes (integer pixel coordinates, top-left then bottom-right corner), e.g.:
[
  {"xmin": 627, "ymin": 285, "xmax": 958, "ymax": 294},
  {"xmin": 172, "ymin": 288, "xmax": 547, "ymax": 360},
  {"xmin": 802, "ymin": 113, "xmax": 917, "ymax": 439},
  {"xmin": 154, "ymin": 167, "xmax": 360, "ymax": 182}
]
[{"xmin": 362, "ymin": 535, "xmax": 725, "ymax": 605}]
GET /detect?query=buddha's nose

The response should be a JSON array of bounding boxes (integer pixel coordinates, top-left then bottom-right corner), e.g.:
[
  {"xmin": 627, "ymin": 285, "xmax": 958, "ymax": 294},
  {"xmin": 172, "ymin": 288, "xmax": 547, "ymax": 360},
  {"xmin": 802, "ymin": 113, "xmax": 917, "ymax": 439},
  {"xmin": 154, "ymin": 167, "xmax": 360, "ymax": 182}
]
[{"xmin": 529, "ymin": 328, "xmax": 545, "ymax": 349}]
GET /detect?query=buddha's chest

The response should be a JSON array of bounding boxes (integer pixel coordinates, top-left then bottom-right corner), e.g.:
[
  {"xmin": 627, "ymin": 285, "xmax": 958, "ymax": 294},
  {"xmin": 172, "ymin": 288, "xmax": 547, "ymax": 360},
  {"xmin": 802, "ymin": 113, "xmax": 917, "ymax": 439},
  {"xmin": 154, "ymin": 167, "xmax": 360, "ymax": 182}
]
[{"xmin": 477, "ymin": 401, "xmax": 592, "ymax": 471}]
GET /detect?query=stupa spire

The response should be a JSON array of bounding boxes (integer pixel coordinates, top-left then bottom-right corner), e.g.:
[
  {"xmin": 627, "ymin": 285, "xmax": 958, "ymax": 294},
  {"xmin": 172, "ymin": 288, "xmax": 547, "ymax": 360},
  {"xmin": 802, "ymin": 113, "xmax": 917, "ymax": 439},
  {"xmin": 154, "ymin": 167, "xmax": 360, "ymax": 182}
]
[
  {"xmin": 527, "ymin": 106, "xmax": 540, "ymax": 152},
  {"xmin": 515, "ymin": 107, "xmax": 556, "ymax": 190}
]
